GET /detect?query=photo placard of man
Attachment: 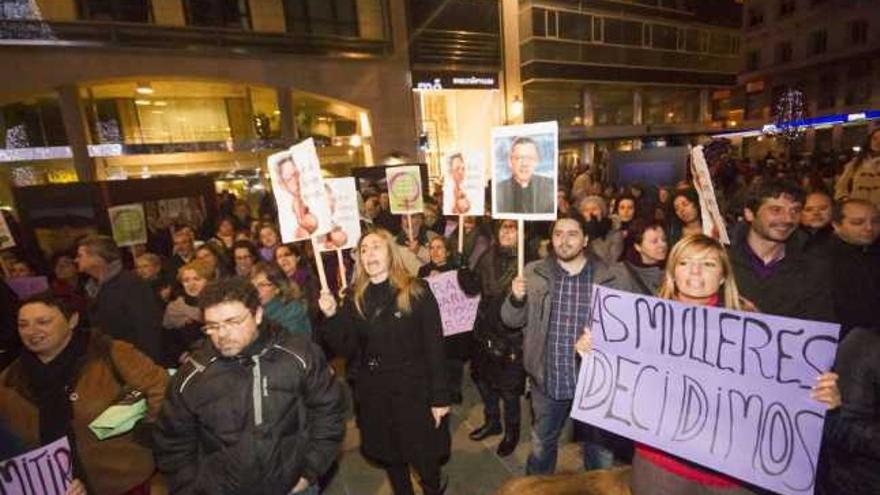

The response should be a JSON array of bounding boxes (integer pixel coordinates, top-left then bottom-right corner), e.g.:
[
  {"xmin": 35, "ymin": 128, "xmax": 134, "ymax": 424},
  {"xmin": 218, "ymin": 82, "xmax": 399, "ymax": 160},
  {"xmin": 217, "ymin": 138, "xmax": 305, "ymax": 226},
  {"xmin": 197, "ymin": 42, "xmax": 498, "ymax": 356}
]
[{"xmin": 492, "ymin": 121, "xmax": 558, "ymax": 221}]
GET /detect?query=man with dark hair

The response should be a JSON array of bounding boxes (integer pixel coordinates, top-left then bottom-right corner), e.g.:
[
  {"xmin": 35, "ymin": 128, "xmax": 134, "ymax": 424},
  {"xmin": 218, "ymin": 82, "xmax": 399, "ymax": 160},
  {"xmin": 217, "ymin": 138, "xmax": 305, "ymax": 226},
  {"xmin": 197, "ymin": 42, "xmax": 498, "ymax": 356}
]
[
  {"xmin": 729, "ymin": 179, "xmax": 834, "ymax": 321},
  {"xmin": 232, "ymin": 240, "xmax": 260, "ymax": 278},
  {"xmin": 169, "ymin": 228, "xmax": 197, "ymax": 274},
  {"xmin": 154, "ymin": 277, "xmax": 345, "ymax": 495},
  {"xmin": 501, "ymin": 213, "xmax": 637, "ymax": 475},
  {"xmin": 76, "ymin": 234, "xmax": 163, "ymax": 361},
  {"xmin": 827, "ymin": 199, "xmax": 880, "ymax": 337},
  {"xmin": 800, "ymin": 189, "xmax": 835, "ymax": 254},
  {"xmin": 496, "ymin": 136, "xmax": 555, "ymax": 214}
]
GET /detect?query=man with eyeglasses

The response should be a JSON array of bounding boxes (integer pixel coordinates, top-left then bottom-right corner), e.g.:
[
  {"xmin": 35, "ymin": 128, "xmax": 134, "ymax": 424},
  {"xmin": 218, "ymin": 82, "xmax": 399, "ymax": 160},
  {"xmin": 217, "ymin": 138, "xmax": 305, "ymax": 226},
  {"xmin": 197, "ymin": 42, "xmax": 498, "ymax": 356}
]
[
  {"xmin": 495, "ymin": 136, "xmax": 555, "ymax": 214},
  {"xmin": 154, "ymin": 277, "xmax": 345, "ymax": 494}
]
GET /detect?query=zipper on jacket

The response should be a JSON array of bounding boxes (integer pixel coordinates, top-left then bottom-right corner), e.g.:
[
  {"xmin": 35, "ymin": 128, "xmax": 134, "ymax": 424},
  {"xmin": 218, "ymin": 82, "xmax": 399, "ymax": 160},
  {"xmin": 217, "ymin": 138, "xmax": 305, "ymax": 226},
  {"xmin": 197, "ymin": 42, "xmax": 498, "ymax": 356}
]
[{"xmin": 252, "ymin": 355, "xmax": 264, "ymax": 427}]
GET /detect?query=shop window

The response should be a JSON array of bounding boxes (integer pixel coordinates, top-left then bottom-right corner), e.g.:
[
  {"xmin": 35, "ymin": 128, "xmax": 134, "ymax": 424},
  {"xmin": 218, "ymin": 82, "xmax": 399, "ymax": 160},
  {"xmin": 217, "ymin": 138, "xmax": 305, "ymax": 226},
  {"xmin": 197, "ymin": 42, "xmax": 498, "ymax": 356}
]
[
  {"xmin": 643, "ymin": 88, "xmax": 700, "ymax": 125},
  {"xmin": 807, "ymin": 29, "xmax": 827, "ymax": 56},
  {"xmin": 592, "ymin": 88, "xmax": 634, "ymax": 125},
  {"xmin": 77, "ymin": 0, "xmax": 152, "ymax": 23},
  {"xmin": 845, "ymin": 81, "xmax": 872, "ymax": 106},
  {"xmin": 185, "ymin": 0, "xmax": 251, "ymax": 30},
  {"xmin": 0, "ymin": 97, "xmax": 67, "ymax": 149},
  {"xmin": 746, "ymin": 50, "xmax": 760, "ymax": 71},
  {"xmin": 652, "ymin": 24, "xmax": 677, "ymax": 50},
  {"xmin": 708, "ymin": 32, "xmax": 734, "ymax": 55},
  {"xmin": 558, "ymin": 11, "xmax": 591, "ymax": 41},
  {"xmin": 745, "ymin": 91, "xmax": 765, "ymax": 121},
  {"xmin": 603, "ymin": 18, "xmax": 642, "ymax": 46},
  {"xmin": 284, "ymin": 0, "xmax": 358, "ymax": 37},
  {"xmin": 531, "ymin": 8, "xmax": 546, "ymax": 37},
  {"xmin": 775, "ymin": 41, "xmax": 792, "ymax": 63},
  {"xmin": 683, "ymin": 28, "xmax": 704, "ymax": 52},
  {"xmin": 850, "ymin": 20, "xmax": 868, "ymax": 45},
  {"xmin": 818, "ymin": 75, "xmax": 837, "ymax": 109},
  {"xmin": 523, "ymin": 87, "xmax": 580, "ymax": 126}
]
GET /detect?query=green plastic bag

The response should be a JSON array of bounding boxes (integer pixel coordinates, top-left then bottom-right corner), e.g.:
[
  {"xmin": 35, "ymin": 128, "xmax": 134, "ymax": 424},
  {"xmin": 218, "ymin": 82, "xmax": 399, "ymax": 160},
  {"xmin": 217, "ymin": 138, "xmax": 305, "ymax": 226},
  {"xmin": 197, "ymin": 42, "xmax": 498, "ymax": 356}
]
[{"xmin": 89, "ymin": 390, "xmax": 148, "ymax": 440}]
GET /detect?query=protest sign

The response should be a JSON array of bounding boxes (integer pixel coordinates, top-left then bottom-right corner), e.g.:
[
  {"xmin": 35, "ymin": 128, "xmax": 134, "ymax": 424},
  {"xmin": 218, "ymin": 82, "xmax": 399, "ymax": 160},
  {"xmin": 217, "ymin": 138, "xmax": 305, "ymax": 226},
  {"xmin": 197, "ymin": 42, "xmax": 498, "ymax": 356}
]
[
  {"xmin": 318, "ymin": 178, "xmax": 361, "ymax": 252},
  {"xmin": 491, "ymin": 121, "xmax": 558, "ymax": 221},
  {"xmin": 690, "ymin": 146, "xmax": 730, "ymax": 245},
  {"xmin": 425, "ymin": 270, "xmax": 480, "ymax": 337},
  {"xmin": 0, "ymin": 213, "xmax": 15, "ymax": 250},
  {"xmin": 268, "ymin": 138, "xmax": 333, "ymax": 244},
  {"xmin": 0, "ymin": 437, "xmax": 73, "ymax": 495},
  {"xmin": 7, "ymin": 275, "xmax": 49, "ymax": 299},
  {"xmin": 386, "ymin": 165, "xmax": 424, "ymax": 215},
  {"xmin": 442, "ymin": 150, "xmax": 485, "ymax": 216},
  {"xmin": 107, "ymin": 203, "xmax": 147, "ymax": 247},
  {"xmin": 571, "ymin": 286, "xmax": 840, "ymax": 495}
]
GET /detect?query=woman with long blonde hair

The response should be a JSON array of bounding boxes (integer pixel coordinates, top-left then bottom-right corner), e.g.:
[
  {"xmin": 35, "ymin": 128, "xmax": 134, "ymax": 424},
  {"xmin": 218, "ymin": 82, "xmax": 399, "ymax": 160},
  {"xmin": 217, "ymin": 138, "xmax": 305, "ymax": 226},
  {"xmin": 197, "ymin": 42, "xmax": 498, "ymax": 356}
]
[
  {"xmin": 319, "ymin": 229, "xmax": 450, "ymax": 495},
  {"xmin": 577, "ymin": 234, "xmax": 840, "ymax": 494}
]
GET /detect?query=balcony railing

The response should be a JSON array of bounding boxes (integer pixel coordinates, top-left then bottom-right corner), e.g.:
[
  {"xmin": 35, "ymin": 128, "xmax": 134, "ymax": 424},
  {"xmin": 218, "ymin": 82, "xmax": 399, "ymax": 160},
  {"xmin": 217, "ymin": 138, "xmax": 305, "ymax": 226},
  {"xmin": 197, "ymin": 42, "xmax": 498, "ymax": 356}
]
[
  {"xmin": 410, "ymin": 28, "xmax": 501, "ymax": 69},
  {"xmin": 0, "ymin": 19, "xmax": 390, "ymax": 57}
]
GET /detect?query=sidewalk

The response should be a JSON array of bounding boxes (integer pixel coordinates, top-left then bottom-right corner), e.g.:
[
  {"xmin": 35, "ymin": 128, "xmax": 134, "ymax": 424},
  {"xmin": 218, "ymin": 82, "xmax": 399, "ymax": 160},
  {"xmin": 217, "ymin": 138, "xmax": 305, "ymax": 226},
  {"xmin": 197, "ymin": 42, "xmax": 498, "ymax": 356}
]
[{"xmin": 323, "ymin": 370, "xmax": 586, "ymax": 495}]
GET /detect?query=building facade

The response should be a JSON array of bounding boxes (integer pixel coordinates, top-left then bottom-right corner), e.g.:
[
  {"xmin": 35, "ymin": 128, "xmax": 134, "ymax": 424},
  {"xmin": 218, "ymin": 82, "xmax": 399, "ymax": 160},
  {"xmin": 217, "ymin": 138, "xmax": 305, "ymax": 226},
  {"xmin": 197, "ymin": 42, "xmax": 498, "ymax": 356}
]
[
  {"xmin": 0, "ymin": 0, "xmax": 416, "ymax": 203},
  {"xmin": 734, "ymin": 0, "xmax": 880, "ymax": 158}
]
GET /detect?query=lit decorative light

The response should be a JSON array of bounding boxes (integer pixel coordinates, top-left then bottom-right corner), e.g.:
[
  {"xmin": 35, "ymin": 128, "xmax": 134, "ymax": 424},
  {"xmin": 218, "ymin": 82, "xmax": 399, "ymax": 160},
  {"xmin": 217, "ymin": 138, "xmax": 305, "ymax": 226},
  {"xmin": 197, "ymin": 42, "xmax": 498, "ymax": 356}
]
[
  {"xmin": 510, "ymin": 96, "xmax": 524, "ymax": 118},
  {"xmin": 136, "ymin": 83, "xmax": 154, "ymax": 95},
  {"xmin": 153, "ymin": 101, "xmax": 168, "ymax": 107},
  {"xmin": 767, "ymin": 87, "xmax": 807, "ymax": 142},
  {"xmin": 135, "ymin": 99, "xmax": 151, "ymax": 106},
  {"xmin": 349, "ymin": 134, "xmax": 363, "ymax": 147}
]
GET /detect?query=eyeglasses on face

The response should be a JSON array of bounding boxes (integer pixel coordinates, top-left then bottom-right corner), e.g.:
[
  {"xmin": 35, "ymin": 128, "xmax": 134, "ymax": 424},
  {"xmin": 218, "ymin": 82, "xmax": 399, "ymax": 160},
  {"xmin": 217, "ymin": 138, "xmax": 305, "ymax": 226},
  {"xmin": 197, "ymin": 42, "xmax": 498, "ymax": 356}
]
[{"xmin": 201, "ymin": 312, "xmax": 251, "ymax": 335}]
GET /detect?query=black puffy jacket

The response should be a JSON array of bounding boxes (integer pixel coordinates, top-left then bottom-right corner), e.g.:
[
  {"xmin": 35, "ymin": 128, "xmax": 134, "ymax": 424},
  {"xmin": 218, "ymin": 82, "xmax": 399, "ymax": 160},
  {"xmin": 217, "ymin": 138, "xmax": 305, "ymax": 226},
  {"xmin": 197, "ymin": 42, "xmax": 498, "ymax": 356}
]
[{"xmin": 153, "ymin": 324, "xmax": 346, "ymax": 495}]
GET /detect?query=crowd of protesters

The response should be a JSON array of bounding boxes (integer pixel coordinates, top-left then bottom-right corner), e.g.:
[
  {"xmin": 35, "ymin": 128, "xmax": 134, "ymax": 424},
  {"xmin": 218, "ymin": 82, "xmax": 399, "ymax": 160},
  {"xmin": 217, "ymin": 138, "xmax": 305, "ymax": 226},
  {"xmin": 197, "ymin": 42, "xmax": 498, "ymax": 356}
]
[{"xmin": 0, "ymin": 130, "xmax": 878, "ymax": 495}]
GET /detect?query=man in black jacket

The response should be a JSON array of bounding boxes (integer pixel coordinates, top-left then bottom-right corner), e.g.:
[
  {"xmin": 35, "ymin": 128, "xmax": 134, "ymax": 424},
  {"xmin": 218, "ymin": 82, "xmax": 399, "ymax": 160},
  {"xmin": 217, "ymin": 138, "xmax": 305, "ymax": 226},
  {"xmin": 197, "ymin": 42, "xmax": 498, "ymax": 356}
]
[
  {"xmin": 77, "ymin": 235, "xmax": 163, "ymax": 362},
  {"xmin": 729, "ymin": 179, "xmax": 835, "ymax": 322},
  {"xmin": 154, "ymin": 277, "xmax": 345, "ymax": 495}
]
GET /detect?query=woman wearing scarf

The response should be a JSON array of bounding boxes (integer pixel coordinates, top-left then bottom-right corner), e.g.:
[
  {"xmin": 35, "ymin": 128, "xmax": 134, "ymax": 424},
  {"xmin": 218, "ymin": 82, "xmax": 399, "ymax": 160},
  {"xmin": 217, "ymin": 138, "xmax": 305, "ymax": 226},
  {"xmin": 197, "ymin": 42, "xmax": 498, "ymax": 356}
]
[{"xmin": 0, "ymin": 292, "xmax": 167, "ymax": 495}]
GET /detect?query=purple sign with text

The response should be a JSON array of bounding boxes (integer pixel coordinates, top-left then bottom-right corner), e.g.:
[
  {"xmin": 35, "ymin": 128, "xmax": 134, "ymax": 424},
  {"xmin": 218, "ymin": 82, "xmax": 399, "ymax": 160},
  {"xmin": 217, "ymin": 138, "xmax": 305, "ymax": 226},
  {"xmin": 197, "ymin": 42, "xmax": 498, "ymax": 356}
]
[
  {"xmin": 1, "ymin": 436, "xmax": 73, "ymax": 494},
  {"xmin": 571, "ymin": 286, "xmax": 840, "ymax": 495},
  {"xmin": 425, "ymin": 271, "xmax": 480, "ymax": 337}
]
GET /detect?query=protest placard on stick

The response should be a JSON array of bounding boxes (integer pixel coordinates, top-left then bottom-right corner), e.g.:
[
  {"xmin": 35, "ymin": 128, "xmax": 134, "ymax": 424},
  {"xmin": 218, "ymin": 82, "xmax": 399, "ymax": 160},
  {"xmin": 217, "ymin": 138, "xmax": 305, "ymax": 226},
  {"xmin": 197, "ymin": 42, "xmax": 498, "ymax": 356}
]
[
  {"xmin": 107, "ymin": 203, "xmax": 147, "ymax": 248},
  {"xmin": 425, "ymin": 271, "xmax": 480, "ymax": 337},
  {"xmin": 690, "ymin": 145, "xmax": 730, "ymax": 245},
  {"xmin": 0, "ymin": 437, "xmax": 73, "ymax": 495},
  {"xmin": 571, "ymin": 286, "xmax": 840, "ymax": 495}
]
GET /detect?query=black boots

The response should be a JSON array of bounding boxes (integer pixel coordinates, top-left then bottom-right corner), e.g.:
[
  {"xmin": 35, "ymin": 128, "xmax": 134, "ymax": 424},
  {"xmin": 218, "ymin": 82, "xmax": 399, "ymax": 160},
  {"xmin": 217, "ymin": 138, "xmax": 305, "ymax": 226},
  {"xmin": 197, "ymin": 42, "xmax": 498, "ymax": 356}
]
[
  {"xmin": 468, "ymin": 421, "xmax": 502, "ymax": 441},
  {"xmin": 496, "ymin": 424, "xmax": 519, "ymax": 457}
]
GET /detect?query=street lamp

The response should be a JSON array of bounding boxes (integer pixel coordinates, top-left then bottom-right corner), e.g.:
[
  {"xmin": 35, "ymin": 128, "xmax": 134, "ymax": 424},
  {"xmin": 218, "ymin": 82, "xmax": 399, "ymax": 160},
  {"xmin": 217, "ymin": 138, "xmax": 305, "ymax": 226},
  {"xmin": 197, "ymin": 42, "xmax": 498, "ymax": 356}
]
[{"xmin": 510, "ymin": 95, "xmax": 523, "ymax": 119}]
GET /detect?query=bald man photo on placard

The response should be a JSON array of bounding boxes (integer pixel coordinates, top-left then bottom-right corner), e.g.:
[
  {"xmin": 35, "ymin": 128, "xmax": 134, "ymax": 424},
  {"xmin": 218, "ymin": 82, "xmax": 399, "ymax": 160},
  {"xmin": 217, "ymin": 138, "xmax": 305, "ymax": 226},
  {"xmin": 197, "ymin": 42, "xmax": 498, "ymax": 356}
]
[{"xmin": 495, "ymin": 136, "xmax": 555, "ymax": 215}]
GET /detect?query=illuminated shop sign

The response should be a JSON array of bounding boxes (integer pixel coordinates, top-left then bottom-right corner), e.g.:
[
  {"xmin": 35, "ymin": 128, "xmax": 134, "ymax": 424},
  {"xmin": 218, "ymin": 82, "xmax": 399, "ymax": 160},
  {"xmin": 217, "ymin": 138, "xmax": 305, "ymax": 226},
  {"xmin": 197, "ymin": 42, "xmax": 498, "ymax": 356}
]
[{"xmin": 412, "ymin": 71, "xmax": 499, "ymax": 91}]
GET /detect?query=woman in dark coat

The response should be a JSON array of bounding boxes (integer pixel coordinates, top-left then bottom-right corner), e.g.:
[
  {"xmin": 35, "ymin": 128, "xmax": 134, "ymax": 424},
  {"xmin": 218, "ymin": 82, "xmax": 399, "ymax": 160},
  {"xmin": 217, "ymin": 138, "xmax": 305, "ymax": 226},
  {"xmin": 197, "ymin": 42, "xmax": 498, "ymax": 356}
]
[
  {"xmin": 461, "ymin": 219, "xmax": 525, "ymax": 457},
  {"xmin": 320, "ymin": 229, "xmax": 451, "ymax": 495}
]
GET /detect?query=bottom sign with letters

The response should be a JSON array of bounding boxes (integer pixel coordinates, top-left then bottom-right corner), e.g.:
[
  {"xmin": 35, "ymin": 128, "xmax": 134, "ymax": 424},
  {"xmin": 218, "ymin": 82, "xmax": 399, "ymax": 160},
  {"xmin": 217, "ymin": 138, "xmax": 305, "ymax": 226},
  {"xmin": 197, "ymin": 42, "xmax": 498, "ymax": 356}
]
[
  {"xmin": 570, "ymin": 286, "xmax": 840, "ymax": 495},
  {"xmin": 0, "ymin": 437, "xmax": 73, "ymax": 495}
]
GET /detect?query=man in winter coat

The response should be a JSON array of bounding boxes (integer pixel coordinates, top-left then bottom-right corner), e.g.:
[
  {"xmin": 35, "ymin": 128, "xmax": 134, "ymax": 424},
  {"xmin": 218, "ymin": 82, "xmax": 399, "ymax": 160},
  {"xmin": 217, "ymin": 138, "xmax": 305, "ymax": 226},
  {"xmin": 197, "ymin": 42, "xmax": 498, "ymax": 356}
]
[{"xmin": 153, "ymin": 277, "xmax": 346, "ymax": 495}]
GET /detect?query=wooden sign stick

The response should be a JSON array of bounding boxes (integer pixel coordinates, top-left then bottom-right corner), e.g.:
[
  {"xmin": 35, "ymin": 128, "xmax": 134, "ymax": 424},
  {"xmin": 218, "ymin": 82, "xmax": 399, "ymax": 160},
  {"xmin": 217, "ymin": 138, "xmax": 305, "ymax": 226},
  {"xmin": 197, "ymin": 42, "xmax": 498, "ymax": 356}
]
[
  {"xmin": 406, "ymin": 213, "xmax": 414, "ymax": 244},
  {"xmin": 336, "ymin": 248, "xmax": 348, "ymax": 290},
  {"xmin": 311, "ymin": 237, "xmax": 329, "ymax": 292},
  {"xmin": 517, "ymin": 219, "xmax": 525, "ymax": 278},
  {"xmin": 458, "ymin": 215, "xmax": 465, "ymax": 254}
]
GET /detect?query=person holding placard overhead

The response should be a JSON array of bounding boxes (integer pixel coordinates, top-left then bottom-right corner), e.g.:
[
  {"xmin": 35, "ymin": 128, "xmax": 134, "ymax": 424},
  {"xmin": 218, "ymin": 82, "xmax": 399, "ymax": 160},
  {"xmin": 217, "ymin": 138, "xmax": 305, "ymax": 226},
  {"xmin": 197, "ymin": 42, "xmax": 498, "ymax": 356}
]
[
  {"xmin": 319, "ymin": 229, "xmax": 450, "ymax": 495},
  {"xmin": 501, "ymin": 212, "xmax": 638, "ymax": 475},
  {"xmin": 496, "ymin": 136, "xmax": 555, "ymax": 215},
  {"xmin": 575, "ymin": 234, "xmax": 841, "ymax": 495}
]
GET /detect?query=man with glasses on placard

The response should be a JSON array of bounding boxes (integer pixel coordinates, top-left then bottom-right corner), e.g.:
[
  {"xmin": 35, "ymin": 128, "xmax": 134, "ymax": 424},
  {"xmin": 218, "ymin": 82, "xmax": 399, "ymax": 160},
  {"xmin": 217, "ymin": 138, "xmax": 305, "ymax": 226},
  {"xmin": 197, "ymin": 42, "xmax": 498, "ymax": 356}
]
[{"xmin": 154, "ymin": 277, "xmax": 345, "ymax": 494}]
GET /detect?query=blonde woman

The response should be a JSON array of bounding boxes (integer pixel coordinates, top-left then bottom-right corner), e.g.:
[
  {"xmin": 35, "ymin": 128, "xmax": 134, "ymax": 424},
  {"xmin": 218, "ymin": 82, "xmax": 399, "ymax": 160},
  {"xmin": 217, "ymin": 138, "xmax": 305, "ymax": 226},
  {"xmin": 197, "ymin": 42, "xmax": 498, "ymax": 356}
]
[
  {"xmin": 577, "ymin": 235, "xmax": 840, "ymax": 495},
  {"xmin": 319, "ymin": 229, "xmax": 450, "ymax": 495},
  {"xmin": 161, "ymin": 259, "xmax": 214, "ymax": 366}
]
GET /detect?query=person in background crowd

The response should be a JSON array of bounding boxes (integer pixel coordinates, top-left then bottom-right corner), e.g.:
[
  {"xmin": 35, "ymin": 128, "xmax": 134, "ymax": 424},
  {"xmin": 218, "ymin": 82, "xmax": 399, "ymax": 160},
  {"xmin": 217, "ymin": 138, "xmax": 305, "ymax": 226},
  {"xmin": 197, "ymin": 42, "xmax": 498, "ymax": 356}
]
[
  {"xmin": 827, "ymin": 199, "xmax": 880, "ymax": 338},
  {"xmin": 819, "ymin": 321, "xmax": 880, "ymax": 495},
  {"xmin": 195, "ymin": 242, "xmax": 231, "ymax": 280},
  {"xmin": 231, "ymin": 199, "xmax": 253, "ymax": 231},
  {"xmin": 49, "ymin": 252, "xmax": 88, "ymax": 315},
  {"xmin": 613, "ymin": 194, "xmax": 637, "ymax": 260},
  {"xmin": 362, "ymin": 193, "xmax": 382, "ymax": 224},
  {"xmin": 622, "ymin": 219, "xmax": 668, "ymax": 295},
  {"xmin": 251, "ymin": 261, "xmax": 311, "ymax": 336},
  {"xmin": 162, "ymin": 259, "xmax": 213, "ymax": 367},
  {"xmin": 211, "ymin": 216, "xmax": 237, "ymax": 251},
  {"xmin": 396, "ymin": 213, "xmax": 432, "ymax": 275},
  {"xmin": 835, "ymin": 128, "xmax": 880, "ymax": 209},
  {"xmin": 257, "ymin": 223, "xmax": 281, "ymax": 262},
  {"xmin": 417, "ymin": 237, "xmax": 469, "ymax": 405},
  {"xmin": 462, "ymin": 219, "xmax": 525, "ymax": 457},
  {"xmin": 502, "ymin": 213, "xmax": 638, "ymax": 475},
  {"xmin": 232, "ymin": 240, "xmax": 259, "ymax": 278},
  {"xmin": 374, "ymin": 192, "xmax": 399, "ymax": 234},
  {"xmin": 0, "ymin": 280, "xmax": 19, "ymax": 370},
  {"xmin": 800, "ymin": 189, "xmax": 835, "ymax": 254},
  {"xmin": 667, "ymin": 188, "xmax": 702, "ymax": 247},
  {"xmin": 424, "ymin": 201, "xmax": 444, "ymax": 236},
  {"xmin": 169, "ymin": 228, "xmax": 197, "ymax": 275},
  {"xmin": 577, "ymin": 195, "xmax": 623, "ymax": 264},
  {"xmin": 154, "ymin": 278, "xmax": 345, "ymax": 495},
  {"xmin": 0, "ymin": 292, "xmax": 167, "ymax": 495},
  {"xmin": 451, "ymin": 216, "xmax": 491, "ymax": 270},
  {"xmin": 135, "ymin": 253, "xmax": 174, "ymax": 307},
  {"xmin": 557, "ymin": 189, "xmax": 571, "ymax": 215},
  {"xmin": 730, "ymin": 179, "xmax": 835, "ymax": 322},
  {"xmin": 319, "ymin": 230, "xmax": 451, "ymax": 495},
  {"xmin": 9, "ymin": 258, "xmax": 36, "ymax": 278},
  {"xmin": 77, "ymin": 235, "xmax": 163, "ymax": 362},
  {"xmin": 578, "ymin": 234, "xmax": 839, "ymax": 495}
]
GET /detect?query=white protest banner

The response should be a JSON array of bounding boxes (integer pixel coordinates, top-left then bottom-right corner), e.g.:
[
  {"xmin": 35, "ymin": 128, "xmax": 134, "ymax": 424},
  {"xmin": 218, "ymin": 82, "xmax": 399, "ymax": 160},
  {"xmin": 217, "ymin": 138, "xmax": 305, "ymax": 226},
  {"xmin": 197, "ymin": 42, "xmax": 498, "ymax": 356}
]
[
  {"xmin": 107, "ymin": 203, "xmax": 147, "ymax": 247},
  {"xmin": 491, "ymin": 121, "xmax": 558, "ymax": 221},
  {"xmin": 442, "ymin": 150, "xmax": 485, "ymax": 216},
  {"xmin": 0, "ymin": 437, "xmax": 74, "ymax": 495},
  {"xmin": 267, "ymin": 138, "xmax": 333, "ymax": 243},
  {"xmin": 571, "ymin": 286, "xmax": 840, "ymax": 495},
  {"xmin": 690, "ymin": 145, "xmax": 730, "ymax": 245},
  {"xmin": 0, "ymin": 213, "xmax": 15, "ymax": 250},
  {"xmin": 386, "ymin": 165, "xmax": 424, "ymax": 215},
  {"xmin": 318, "ymin": 177, "xmax": 361, "ymax": 252},
  {"xmin": 425, "ymin": 270, "xmax": 480, "ymax": 337}
]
